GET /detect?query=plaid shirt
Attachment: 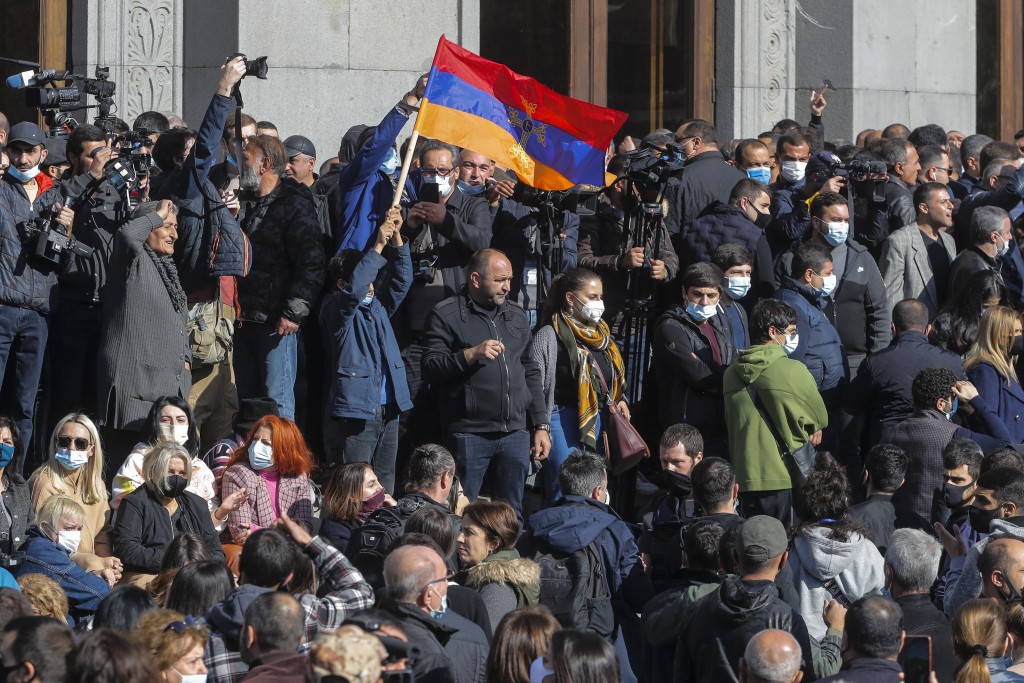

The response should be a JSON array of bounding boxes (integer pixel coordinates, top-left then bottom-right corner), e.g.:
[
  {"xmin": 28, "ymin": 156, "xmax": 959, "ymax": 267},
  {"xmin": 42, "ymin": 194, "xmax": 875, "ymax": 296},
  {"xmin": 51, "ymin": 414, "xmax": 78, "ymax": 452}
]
[
  {"xmin": 221, "ymin": 463, "xmax": 314, "ymax": 543},
  {"xmin": 204, "ymin": 536, "xmax": 375, "ymax": 683}
]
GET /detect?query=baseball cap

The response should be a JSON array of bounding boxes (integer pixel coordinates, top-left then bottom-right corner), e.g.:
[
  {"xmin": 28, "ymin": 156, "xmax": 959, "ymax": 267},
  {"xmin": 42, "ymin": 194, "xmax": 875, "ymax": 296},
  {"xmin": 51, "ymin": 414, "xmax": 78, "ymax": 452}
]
[
  {"xmin": 7, "ymin": 122, "xmax": 46, "ymax": 147},
  {"xmin": 283, "ymin": 134, "xmax": 316, "ymax": 159},
  {"xmin": 806, "ymin": 150, "xmax": 843, "ymax": 177},
  {"xmin": 42, "ymin": 137, "xmax": 67, "ymax": 166},
  {"xmin": 737, "ymin": 515, "xmax": 789, "ymax": 563}
]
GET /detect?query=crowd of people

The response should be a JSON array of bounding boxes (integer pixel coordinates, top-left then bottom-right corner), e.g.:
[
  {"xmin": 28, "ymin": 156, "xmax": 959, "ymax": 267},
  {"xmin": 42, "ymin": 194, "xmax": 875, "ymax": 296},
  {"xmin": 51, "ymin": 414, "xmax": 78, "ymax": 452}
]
[{"xmin": 4, "ymin": 54, "xmax": 1024, "ymax": 683}]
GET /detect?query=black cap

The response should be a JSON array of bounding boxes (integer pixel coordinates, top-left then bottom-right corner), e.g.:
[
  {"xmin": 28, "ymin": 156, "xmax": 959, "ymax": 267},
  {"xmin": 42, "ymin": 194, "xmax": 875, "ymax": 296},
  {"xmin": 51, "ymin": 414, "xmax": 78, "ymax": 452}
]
[
  {"xmin": 283, "ymin": 135, "xmax": 316, "ymax": 159},
  {"xmin": 42, "ymin": 137, "xmax": 67, "ymax": 166},
  {"xmin": 7, "ymin": 122, "xmax": 46, "ymax": 147},
  {"xmin": 232, "ymin": 397, "xmax": 280, "ymax": 435}
]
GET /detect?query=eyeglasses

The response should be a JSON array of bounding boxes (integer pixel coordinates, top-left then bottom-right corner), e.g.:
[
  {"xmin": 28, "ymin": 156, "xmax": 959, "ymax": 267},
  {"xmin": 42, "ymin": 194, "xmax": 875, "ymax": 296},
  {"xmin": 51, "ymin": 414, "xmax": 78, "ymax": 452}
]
[
  {"xmin": 422, "ymin": 168, "xmax": 454, "ymax": 178},
  {"xmin": 675, "ymin": 135, "xmax": 695, "ymax": 145},
  {"xmin": 163, "ymin": 616, "xmax": 199, "ymax": 634},
  {"xmin": 421, "ymin": 574, "xmax": 454, "ymax": 593},
  {"xmin": 57, "ymin": 436, "xmax": 90, "ymax": 450}
]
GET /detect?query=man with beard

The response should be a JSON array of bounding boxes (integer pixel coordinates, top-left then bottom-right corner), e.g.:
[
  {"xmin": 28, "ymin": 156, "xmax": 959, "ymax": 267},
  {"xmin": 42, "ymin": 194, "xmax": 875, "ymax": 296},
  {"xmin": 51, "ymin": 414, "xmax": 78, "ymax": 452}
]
[{"xmin": 232, "ymin": 135, "xmax": 324, "ymax": 420}]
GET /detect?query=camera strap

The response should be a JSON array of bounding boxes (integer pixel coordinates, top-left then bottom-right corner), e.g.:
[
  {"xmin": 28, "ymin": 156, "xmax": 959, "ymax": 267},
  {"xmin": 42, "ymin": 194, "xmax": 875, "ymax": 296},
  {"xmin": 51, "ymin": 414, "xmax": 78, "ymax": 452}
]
[{"xmin": 230, "ymin": 82, "xmax": 247, "ymax": 181}]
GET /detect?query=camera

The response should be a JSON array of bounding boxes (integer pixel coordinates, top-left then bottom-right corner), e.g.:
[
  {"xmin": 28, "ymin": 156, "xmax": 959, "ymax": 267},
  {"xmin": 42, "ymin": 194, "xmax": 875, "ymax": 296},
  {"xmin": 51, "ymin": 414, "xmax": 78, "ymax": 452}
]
[
  {"xmin": 512, "ymin": 184, "xmax": 599, "ymax": 216},
  {"xmin": 412, "ymin": 252, "xmax": 438, "ymax": 284},
  {"xmin": 229, "ymin": 53, "xmax": 269, "ymax": 80},
  {"xmin": 619, "ymin": 145, "xmax": 684, "ymax": 204},
  {"xmin": 0, "ymin": 551, "xmax": 25, "ymax": 569},
  {"xmin": 827, "ymin": 159, "xmax": 888, "ymax": 203},
  {"xmin": 113, "ymin": 129, "xmax": 157, "ymax": 178},
  {"xmin": 17, "ymin": 211, "xmax": 95, "ymax": 269},
  {"xmin": 8, "ymin": 66, "xmax": 117, "ymax": 136}
]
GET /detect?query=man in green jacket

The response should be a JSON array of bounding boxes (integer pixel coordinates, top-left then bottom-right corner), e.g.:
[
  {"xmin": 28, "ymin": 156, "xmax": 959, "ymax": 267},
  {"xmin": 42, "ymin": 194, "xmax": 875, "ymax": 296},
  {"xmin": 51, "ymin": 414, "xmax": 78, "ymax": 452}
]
[{"xmin": 723, "ymin": 299, "xmax": 827, "ymax": 525}]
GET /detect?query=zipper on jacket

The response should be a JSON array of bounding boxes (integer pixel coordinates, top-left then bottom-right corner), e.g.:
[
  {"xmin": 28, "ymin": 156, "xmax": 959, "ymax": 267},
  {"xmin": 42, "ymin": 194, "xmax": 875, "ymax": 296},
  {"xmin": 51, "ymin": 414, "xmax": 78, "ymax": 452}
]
[{"xmin": 491, "ymin": 317, "xmax": 511, "ymax": 431}]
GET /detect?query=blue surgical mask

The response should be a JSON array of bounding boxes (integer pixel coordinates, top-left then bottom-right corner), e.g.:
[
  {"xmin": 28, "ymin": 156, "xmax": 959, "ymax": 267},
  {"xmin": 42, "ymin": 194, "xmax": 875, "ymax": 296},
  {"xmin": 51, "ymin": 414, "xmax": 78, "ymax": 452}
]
[
  {"xmin": 380, "ymin": 148, "xmax": 399, "ymax": 175},
  {"xmin": 997, "ymin": 235, "xmax": 1011, "ymax": 258},
  {"xmin": 429, "ymin": 588, "xmax": 449, "ymax": 620},
  {"xmin": 820, "ymin": 220, "xmax": 849, "ymax": 247},
  {"xmin": 746, "ymin": 167, "xmax": 772, "ymax": 184},
  {"xmin": 248, "ymin": 441, "xmax": 274, "ymax": 470},
  {"xmin": 457, "ymin": 180, "xmax": 486, "ymax": 196},
  {"xmin": 778, "ymin": 332, "xmax": 799, "ymax": 355},
  {"xmin": 360, "ymin": 292, "xmax": 374, "ymax": 306},
  {"xmin": 685, "ymin": 301, "xmax": 718, "ymax": 322},
  {"xmin": 6, "ymin": 164, "xmax": 40, "ymax": 182},
  {"xmin": 726, "ymin": 277, "xmax": 751, "ymax": 299},
  {"xmin": 945, "ymin": 397, "xmax": 959, "ymax": 421},
  {"xmin": 55, "ymin": 447, "xmax": 89, "ymax": 471},
  {"xmin": 0, "ymin": 443, "xmax": 13, "ymax": 468}
]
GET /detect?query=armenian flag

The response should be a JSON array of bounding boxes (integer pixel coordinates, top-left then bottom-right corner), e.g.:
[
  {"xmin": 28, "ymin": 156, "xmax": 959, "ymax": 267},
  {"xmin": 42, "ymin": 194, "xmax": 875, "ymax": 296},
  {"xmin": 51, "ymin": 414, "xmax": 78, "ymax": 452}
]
[{"xmin": 415, "ymin": 36, "xmax": 628, "ymax": 190}]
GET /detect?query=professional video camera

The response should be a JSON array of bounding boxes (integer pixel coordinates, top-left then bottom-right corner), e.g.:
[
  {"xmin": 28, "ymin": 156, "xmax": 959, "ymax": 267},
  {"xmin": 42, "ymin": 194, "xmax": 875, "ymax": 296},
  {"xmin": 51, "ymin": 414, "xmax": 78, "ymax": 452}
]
[
  {"xmin": 827, "ymin": 158, "xmax": 888, "ymax": 203},
  {"xmin": 17, "ymin": 207, "xmax": 95, "ymax": 269},
  {"xmin": 112, "ymin": 128, "xmax": 157, "ymax": 178},
  {"xmin": 512, "ymin": 183, "xmax": 600, "ymax": 216},
  {"xmin": 7, "ymin": 66, "xmax": 117, "ymax": 135}
]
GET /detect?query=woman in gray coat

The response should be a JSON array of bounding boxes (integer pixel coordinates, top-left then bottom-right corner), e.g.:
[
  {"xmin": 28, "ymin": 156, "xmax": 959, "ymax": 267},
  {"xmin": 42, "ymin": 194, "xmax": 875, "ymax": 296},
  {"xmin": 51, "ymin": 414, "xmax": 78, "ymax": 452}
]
[{"xmin": 97, "ymin": 200, "xmax": 191, "ymax": 438}]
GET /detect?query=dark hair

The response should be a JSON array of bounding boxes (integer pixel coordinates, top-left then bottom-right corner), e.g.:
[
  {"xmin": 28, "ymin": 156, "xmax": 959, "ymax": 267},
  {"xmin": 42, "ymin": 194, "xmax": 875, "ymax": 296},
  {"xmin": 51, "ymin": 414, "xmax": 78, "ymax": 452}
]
[
  {"xmin": 165, "ymin": 560, "xmax": 236, "ymax": 617},
  {"xmin": 734, "ymin": 138, "xmax": 769, "ymax": 164},
  {"xmin": 681, "ymin": 262, "xmax": 724, "ymax": 292},
  {"xmin": 159, "ymin": 532, "xmax": 211, "ymax": 571},
  {"xmin": 980, "ymin": 141, "xmax": 1021, "ymax": 172},
  {"xmin": 718, "ymin": 524, "xmax": 741, "ymax": 575},
  {"xmin": 417, "ymin": 138, "xmax": 459, "ymax": 165},
  {"xmin": 750, "ymin": 299, "xmax": 797, "ymax": 344},
  {"xmin": 140, "ymin": 396, "xmax": 200, "ymax": 456},
  {"xmin": 0, "ymin": 415, "xmax": 25, "ymax": 484},
  {"xmin": 92, "ymin": 585, "xmax": 156, "ymax": 630},
  {"xmin": 67, "ymin": 123, "xmax": 106, "ymax": 159},
  {"xmin": 773, "ymin": 118, "xmax": 801, "ymax": 133},
  {"xmin": 790, "ymin": 242, "xmax": 832, "ymax": 280},
  {"xmin": 466, "ymin": 248, "xmax": 507, "ymax": 282},
  {"xmin": 845, "ymin": 596, "xmax": 904, "ymax": 658},
  {"xmin": 970, "ymin": 206, "xmax": 1010, "ymax": 246},
  {"xmin": 659, "ymin": 423, "xmax": 703, "ymax": 455},
  {"xmin": 943, "ymin": 438, "xmax": 984, "ymax": 480},
  {"xmin": 133, "ymin": 110, "xmax": 169, "ymax": 134},
  {"xmin": 691, "ymin": 457, "xmax": 736, "ymax": 512},
  {"xmin": 68, "ymin": 628, "xmax": 160, "ymax": 683},
  {"xmin": 728, "ymin": 178, "xmax": 769, "ymax": 205},
  {"xmin": 982, "ymin": 447, "xmax": 1024, "ymax": 475},
  {"xmin": 679, "ymin": 119, "xmax": 717, "ymax": 146},
  {"xmin": 1, "ymin": 616, "xmax": 74, "ymax": 683},
  {"xmin": 796, "ymin": 452, "xmax": 861, "ymax": 543},
  {"xmin": 916, "ymin": 143, "xmax": 947, "ymax": 173},
  {"xmin": 776, "ymin": 131, "xmax": 809, "ymax": 158},
  {"xmin": 911, "ymin": 368, "xmax": 958, "ymax": 410},
  {"xmin": 255, "ymin": 120, "xmax": 278, "ymax": 133},
  {"xmin": 405, "ymin": 443, "xmax": 457, "ymax": 492},
  {"xmin": 243, "ymin": 592, "xmax": 305, "ymax": 653},
  {"xmin": 485, "ymin": 605, "xmax": 561, "ymax": 683},
  {"xmin": 322, "ymin": 462, "xmax": 373, "ymax": 524},
  {"xmin": 551, "ymin": 629, "xmax": 620, "ymax": 683},
  {"xmin": 809, "ymin": 191, "xmax": 847, "ymax": 219},
  {"xmin": 712, "ymin": 243, "xmax": 753, "ymax": 273},
  {"xmin": 892, "ymin": 299, "xmax": 930, "ymax": 333},
  {"xmin": 541, "ymin": 267, "xmax": 602, "ymax": 326},
  {"xmin": 223, "ymin": 112, "xmax": 257, "ymax": 141},
  {"xmin": 605, "ymin": 154, "xmax": 628, "ymax": 178},
  {"xmin": 405, "ymin": 505, "xmax": 457, "ymax": 558},
  {"xmin": 683, "ymin": 520, "xmax": 724, "ymax": 573},
  {"xmin": 388, "ymin": 532, "xmax": 446, "ymax": 559},
  {"xmin": 940, "ymin": 270, "xmax": 1008, "ymax": 354},
  {"xmin": 327, "ymin": 249, "xmax": 364, "ymax": 288},
  {"xmin": 908, "ymin": 124, "xmax": 948, "ymax": 149},
  {"xmin": 239, "ymin": 529, "xmax": 298, "ymax": 587},
  {"xmin": 558, "ymin": 450, "xmax": 606, "ymax": 498},
  {"xmin": 461, "ymin": 500, "xmax": 519, "ymax": 552},
  {"xmin": 152, "ymin": 127, "xmax": 196, "ymax": 173},
  {"xmin": 912, "ymin": 181, "xmax": 949, "ymax": 210},
  {"xmin": 976, "ymin": 467, "xmax": 1024, "ymax": 508},
  {"xmin": 863, "ymin": 444, "xmax": 908, "ymax": 493},
  {"xmin": 961, "ymin": 134, "xmax": 993, "ymax": 166},
  {"xmin": 0, "ymin": 587, "xmax": 33, "ymax": 630},
  {"xmin": 247, "ymin": 134, "xmax": 287, "ymax": 176}
]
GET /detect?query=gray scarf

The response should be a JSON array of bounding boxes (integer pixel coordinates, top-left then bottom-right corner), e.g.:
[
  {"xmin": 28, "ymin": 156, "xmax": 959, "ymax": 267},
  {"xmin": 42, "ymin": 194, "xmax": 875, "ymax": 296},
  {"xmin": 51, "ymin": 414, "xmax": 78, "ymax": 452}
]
[{"xmin": 143, "ymin": 242, "xmax": 186, "ymax": 313}]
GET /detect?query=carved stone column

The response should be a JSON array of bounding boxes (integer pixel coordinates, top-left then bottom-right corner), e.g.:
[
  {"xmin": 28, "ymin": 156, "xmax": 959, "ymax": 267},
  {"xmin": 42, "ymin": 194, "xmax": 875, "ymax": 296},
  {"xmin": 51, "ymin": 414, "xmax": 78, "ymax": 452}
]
[{"xmin": 730, "ymin": 0, "xmax": 795, "ymax": 138}]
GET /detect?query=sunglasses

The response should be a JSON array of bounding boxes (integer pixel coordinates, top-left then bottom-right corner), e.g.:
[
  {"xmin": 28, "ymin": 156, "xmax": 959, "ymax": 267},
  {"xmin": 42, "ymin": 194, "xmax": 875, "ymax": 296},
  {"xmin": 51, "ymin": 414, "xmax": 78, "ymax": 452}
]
[
  {"xmin": 163, "ymin": 616, "xmax": 200, "ymax": 634},
  {"xmin": 57, "ymin": 436, "xmax": 90, "ymax": 450}
]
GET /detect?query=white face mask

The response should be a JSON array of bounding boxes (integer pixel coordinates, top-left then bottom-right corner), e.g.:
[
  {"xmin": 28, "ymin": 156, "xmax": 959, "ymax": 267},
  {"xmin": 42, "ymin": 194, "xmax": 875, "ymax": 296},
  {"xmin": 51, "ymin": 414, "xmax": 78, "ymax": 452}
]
[
  {"xmin": 782, "ymin": 332, "xmax": 800, "ymax": 355},
  {"xmin": 820, "ymin": 220, "xmax": 849, "ymax": 246},
  {"xmin": 571, "ymin": 293, "xmax": 604, "ymax": 324},
  {"xmin": 780, "ymin": 160, "xmax": 807, "ymax": 183},
  {"xmin": 426, "ymin": 174, "xmax": 452, "ymax": 196},
  {"xmin": 162, "ymin": 423, "xmax": 190, "ymax": 446},
  {"xmin": 686, "ymin": 301, "xmax": 718, "ymax": 322},
  {"xmin": 55, "ymin": 447, "xmax": 90, "ymax": 471},
  {"xmin": 56, "ymin": 529, "xmax": 82, "ymax": 554},
  {"xmin": 174, "ymin": 671, "xmax": 207, "ymax": 683},
  {"xmin": 818, "ymin": 273, "xmax": 838, "ymax": 297},
  {"xmin": 726, "ymin": 276, "xmax": 751, "ymax": 299},
  {"xmin": 248, "ymin": 441, "xmax": 274, "ymax": 470}
]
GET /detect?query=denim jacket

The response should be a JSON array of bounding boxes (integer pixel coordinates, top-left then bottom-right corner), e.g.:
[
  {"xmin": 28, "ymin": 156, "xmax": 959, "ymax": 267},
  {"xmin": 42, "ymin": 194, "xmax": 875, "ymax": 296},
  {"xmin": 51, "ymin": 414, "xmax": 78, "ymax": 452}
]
[{"xmin": 13, "ymin": 526, "xmax": 110, "ymax": 620}]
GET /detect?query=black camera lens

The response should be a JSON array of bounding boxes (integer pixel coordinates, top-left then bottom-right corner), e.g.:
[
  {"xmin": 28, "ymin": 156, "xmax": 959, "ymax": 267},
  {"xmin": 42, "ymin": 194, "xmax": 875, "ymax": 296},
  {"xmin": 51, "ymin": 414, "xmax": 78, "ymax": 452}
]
[{"xmin": 245, "ymin": 56, "xmax": 269, "ymax": 80}]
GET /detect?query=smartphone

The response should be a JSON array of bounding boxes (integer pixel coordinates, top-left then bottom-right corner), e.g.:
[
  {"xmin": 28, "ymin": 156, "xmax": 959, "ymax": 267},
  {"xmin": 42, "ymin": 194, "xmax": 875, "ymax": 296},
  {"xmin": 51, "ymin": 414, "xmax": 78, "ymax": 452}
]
[
  {"xmin": 899, "ymin": 635, "xmax": 932, "ymax": 683},
  {"xmin": 419, "ymin": 182, "xmax": 440, "ymax": 204}
]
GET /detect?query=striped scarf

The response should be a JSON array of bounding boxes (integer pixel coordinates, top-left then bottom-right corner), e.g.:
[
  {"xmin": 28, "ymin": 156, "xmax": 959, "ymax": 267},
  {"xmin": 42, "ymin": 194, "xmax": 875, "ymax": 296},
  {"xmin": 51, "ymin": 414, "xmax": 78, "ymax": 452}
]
[{"xmin": 553, "ymin": 311, "xmax": 626, "ymax": 449}]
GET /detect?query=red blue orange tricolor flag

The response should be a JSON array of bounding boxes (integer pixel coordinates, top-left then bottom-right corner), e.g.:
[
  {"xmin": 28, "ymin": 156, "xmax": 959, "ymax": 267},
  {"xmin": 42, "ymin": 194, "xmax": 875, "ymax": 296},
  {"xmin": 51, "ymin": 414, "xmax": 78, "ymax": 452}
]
[{"xmin": 415, "ymin": 36, "xmax": 628, "ymax": 190}]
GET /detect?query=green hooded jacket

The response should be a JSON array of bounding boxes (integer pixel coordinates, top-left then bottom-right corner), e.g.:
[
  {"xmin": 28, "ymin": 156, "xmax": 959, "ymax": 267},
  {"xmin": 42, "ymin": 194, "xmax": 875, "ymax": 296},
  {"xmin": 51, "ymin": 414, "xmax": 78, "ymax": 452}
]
[{"xmin": 723, "ymin": 342, "xmax": 828, "ymax": 492}]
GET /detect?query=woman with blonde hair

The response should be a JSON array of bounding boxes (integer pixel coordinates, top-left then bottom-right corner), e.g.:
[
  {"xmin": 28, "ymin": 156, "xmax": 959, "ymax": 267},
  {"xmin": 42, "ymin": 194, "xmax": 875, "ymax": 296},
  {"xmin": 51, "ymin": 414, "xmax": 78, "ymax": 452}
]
[
  {"xmin": 952, "ymin": 598, "xmax": 1024, "ymax": 683},
  {"xmin": 132, "ymin": 608, "xmax": 209, "ymax": 682},
  {"xmin": 113, "ymin": 442, "xmax": 225, "ymax": 586},
  {"xmin": 28, "ymin": 413, "xmax": 120, "ymax": 575},
  {"xmin": 966, "ymin": 306, "xmax": 1024, "ymax": 442},
  {"xmin": 16, "ymin": 572, "xmax": 69, "ymax": 623}
]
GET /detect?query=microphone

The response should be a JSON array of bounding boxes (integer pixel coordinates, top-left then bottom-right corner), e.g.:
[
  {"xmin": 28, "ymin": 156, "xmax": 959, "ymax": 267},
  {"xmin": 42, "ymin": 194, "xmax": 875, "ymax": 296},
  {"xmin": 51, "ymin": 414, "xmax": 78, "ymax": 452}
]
[{"xmin": 5, "ymin": 68, "xmax": 58, "ymax": 88}]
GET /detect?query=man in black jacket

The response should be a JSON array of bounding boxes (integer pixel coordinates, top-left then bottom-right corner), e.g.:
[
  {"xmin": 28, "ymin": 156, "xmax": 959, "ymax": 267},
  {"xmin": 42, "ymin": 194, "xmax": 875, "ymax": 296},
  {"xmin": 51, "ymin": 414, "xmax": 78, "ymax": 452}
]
[
  {"xmin": 878, "ymin": 138, "xmax": 919, "ymax": 234},
  {"xmin": 817, "ymin": 596, "xmax": 904, "ymax": 683},
  {"xmin": 846, "ymin": 299, "xmax": 964, "ymax": 447},
  {"xmin": 422, "ymin": 248, "xmax": 550, "ymax": 518},
  {"xmin": 849, "ymin": 444, "xmax": 907, "ymax": 554},
  {"xmin": 233, "ymin": 135, "xmax": 325, "ymax": 420},
  {"xmin": 948, "ymin": 205, "xmax": 1011, "ymax": 295},
  {"xmin": 675, "ymin": 515, "xmax": 819, "ymax": 683},
  {"xmin": 884, "ymin": 528, "xmax": 956, "ymax": 683}
]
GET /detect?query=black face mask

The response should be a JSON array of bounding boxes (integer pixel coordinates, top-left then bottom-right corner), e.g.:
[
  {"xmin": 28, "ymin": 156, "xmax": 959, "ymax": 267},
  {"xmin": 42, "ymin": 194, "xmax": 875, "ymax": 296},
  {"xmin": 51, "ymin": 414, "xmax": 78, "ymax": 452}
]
[
  {"xmin": 943, "ymin": 482, "xmax": 972, "ymax": 509},
  {"xmin": 969, "ymin": 504, "xmax": 1002, "ymax": 535},
  {"xmin": 661, "ymin": 470, "xmax": 693, "ymax": 499},
  {"xmin": 1012, "ymin": 335, "xmax": 1024, "ymax": 357},
  {"xmin": 753, "ymin": 208, "xmax": 772, "ymax": 230},
  {"xmin": 160, "ymin": 474, "xmax": 188, "ymax": 499}
]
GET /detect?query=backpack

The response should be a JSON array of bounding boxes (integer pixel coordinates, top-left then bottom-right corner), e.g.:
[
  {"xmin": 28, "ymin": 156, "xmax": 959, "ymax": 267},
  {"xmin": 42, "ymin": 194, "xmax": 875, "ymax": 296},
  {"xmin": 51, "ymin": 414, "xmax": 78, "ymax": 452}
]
[
  {"xmin": 347, "ymin": 507, "xmax": 407, "ymax": 589},
  {"xmin": 533, "ymin": 541, "xmax": 614, "ymax": 637}
]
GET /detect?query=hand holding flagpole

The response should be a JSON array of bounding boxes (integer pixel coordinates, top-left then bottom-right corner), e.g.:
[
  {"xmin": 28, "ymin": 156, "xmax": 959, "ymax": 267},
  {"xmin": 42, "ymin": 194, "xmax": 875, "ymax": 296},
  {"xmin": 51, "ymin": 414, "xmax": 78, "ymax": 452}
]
[{"xmin": 392, "ymin": 73, "xmax": 429, "ymax": 207}]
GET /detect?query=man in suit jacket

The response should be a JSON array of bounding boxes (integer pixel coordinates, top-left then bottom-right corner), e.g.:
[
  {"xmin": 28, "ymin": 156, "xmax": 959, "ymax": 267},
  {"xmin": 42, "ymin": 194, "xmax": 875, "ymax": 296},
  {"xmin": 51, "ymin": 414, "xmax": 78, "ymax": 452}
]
[{"xmin": 878, "ymin": 182, "xmax": 957, "ymax": 319}]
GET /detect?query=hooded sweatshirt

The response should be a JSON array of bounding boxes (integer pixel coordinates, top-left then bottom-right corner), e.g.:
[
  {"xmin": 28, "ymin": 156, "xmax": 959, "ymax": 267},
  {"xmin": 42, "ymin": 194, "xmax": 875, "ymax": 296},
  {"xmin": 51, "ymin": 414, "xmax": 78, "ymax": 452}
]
[
  {"xmin": 785, "ymin": 525, "xmax": 886, "ymax": 640},
  {"xmin": 722, "ymin": 342, "xmax": 828, "ymax": 493}
]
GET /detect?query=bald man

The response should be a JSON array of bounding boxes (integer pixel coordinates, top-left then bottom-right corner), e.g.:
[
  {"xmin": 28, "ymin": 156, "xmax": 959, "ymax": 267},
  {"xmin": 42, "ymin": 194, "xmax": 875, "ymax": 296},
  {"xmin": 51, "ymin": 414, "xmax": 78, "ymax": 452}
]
[
  {"xmin": 740, "ymin": 629, "xmax": 803, "ymax": 683},
  {"xmin": 423, "ymin": 247, "xmax": 551, "ymax": 518},
  {"xmin": 980, "ymin": 537, "xmax": 1024, "ymax": 602}
]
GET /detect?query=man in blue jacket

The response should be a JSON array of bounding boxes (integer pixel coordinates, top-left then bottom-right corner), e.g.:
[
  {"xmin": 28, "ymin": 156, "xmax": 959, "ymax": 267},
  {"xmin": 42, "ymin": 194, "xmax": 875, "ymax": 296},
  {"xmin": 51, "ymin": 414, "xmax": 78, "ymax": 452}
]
[{"xmin": 321, "ymin": 208, "xmax": 411, "ymax": 493}]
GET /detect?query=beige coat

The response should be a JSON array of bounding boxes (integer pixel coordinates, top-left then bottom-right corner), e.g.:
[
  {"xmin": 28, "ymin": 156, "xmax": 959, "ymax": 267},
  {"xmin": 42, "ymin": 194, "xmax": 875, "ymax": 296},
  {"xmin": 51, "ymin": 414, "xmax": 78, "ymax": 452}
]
[{"xmin": 29, "ymin": 468, "xmax": 113, "ymax": 572}]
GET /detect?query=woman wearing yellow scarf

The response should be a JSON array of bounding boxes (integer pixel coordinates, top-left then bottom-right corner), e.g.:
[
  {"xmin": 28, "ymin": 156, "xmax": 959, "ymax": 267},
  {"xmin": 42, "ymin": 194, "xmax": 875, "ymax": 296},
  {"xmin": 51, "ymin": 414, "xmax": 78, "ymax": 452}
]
[{"xmin": 527, "ymin": 267, "xmax": 629, "ymax": 504}]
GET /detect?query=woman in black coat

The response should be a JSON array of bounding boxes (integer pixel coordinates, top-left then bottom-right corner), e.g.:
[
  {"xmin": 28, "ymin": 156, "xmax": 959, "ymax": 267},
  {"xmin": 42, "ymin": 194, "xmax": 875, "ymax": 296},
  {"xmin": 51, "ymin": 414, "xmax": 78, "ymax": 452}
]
[
  {"xmin": 0, "ymin": 415, "xmax": 32, "ymax": 556},
  {"xmin": 113, "ymin": 442, "xmax": 224, "ymax": 586}
]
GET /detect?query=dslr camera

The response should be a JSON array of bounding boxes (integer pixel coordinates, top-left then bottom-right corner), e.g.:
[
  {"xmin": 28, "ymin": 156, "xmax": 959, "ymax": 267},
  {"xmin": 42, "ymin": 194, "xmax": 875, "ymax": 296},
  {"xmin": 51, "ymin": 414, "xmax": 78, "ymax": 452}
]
[
  {"xmin": 229, "ymin": 53, "xmax": 269, "ymax": 80},
  {"xmin": 827, "ymin": 158, "xmax": 888, "ymax": 203},
  {"xmin": 412, "ymin": 252, "xmax": 438, "ymax": 285}
]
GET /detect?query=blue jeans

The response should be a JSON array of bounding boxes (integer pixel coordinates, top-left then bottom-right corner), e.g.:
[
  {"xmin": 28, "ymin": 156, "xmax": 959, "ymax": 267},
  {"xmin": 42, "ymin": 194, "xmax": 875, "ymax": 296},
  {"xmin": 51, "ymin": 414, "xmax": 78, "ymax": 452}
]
[
  {"xmin": 542, "ymin": 405, "xmax": 602, "ymax": 505},
  {"xmin": 450, "ymin": 430, "xmax": 531, "ymax": 518},
  {"xmin": 233, "ymin": 321, "xmax": 298, "ymax": 420},
  {"xmin": 0, "ymin": 305, "xmax": 47, "ymax": 477},
  {"xmin": 324, "ymin": 410, "xmax": 400, "ymax": 494}
]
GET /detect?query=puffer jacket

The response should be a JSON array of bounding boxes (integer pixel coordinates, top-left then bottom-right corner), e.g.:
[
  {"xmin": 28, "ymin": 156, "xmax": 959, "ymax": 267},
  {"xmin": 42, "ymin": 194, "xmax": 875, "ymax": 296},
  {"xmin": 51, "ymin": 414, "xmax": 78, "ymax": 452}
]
[
  {"xmin": 677, "ymin": 201, "xmax": 776, "ymax": 297},
  {"xmin": 0, "ymin": 171, "xmax": 64, "ymax": 313},
  {"xmin": 783, "ymin": 524, "xmax": 886, "ymax": 640},
  {"xmin": 775, "ymin": 276, "xmax": 846, "ymax": 391},
  {"xmin": 237, "ymin": 177, "xmax": 325, "ymax": 324}
]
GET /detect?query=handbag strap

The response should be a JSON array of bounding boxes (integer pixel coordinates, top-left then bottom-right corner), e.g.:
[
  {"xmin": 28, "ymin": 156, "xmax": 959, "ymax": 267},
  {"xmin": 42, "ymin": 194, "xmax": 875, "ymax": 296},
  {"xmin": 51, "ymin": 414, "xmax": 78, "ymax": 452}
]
[
  {"xmin": 745, "ymin": 384, "xmax": 791, "ymax": 458},
  {"xmin": 589, "ymin": 352, "xmax": 615, "ymax": 407}
]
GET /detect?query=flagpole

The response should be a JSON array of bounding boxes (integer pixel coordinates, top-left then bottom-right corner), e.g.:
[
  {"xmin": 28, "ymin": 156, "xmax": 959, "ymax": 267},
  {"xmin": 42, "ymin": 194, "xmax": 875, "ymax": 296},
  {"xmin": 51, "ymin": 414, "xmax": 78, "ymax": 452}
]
[{"xmin": 391, "ymin": 127, "xmax": 420, "ymax": 207}]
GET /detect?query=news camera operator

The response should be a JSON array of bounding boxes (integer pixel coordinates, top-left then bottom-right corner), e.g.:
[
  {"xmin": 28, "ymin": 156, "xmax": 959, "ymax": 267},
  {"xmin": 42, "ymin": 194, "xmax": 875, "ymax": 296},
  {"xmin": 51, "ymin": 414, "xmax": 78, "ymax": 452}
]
[
  {"xmin": 577, "ymin": 153, "xmax": 679, "ymax": 337},
  {"xmin": 0, "ymin": 121, "xmax": 75, "ymax": 475}
]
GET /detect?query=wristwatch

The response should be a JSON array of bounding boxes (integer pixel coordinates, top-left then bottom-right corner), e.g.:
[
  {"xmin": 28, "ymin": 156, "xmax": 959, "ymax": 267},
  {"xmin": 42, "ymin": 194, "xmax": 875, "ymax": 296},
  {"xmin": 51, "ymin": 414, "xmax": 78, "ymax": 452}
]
[{"xmin": 533, "ymin": 423, "xmax": 551, "ymax": 432}]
